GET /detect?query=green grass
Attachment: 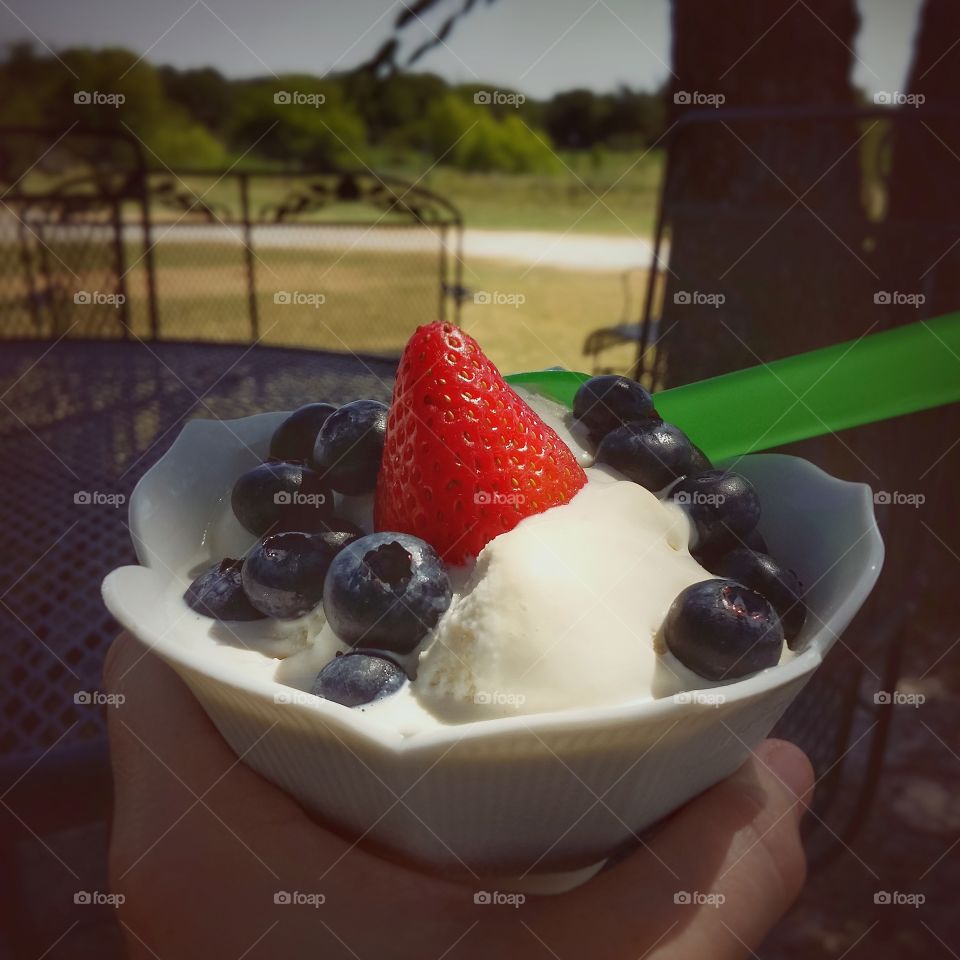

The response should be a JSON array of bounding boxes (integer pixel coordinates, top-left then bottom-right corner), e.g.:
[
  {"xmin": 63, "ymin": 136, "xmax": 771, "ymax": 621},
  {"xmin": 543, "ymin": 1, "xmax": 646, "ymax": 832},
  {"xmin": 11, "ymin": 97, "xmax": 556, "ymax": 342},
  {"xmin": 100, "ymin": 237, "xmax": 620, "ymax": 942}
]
[
  {"xmin": 6, "ymin": 152, "xmax": 662, "ymax": 370},
  {"xmin": 111, "ymin": 241, "xmax": 647, "ymax": 374},
  {"xmin": 458, "ymin": 259, "xmax": 646, "ymax": 374},
  {"xmin": 119, "ymin": 242, "xmax": 444, "ymax": 355},
  {"xmin": 92, "ymin": 149, "xmax": 663, "ymax": 236},
  {"xmin": 16, "ymin": 149, "xmax": 663, "ymax": 236},
  {"xmin": 415, "ymin": 151, "xmax": 663, "ymax": 235}
]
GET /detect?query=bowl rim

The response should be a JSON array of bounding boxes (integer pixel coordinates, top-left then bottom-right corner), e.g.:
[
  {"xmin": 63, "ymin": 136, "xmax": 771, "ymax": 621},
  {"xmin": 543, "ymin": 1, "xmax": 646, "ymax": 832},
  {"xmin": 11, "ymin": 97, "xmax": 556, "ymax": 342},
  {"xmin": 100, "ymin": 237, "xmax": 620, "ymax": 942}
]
[{"xmin": 103, "ymin": 411, "xmax": 884, "ymax": 756}]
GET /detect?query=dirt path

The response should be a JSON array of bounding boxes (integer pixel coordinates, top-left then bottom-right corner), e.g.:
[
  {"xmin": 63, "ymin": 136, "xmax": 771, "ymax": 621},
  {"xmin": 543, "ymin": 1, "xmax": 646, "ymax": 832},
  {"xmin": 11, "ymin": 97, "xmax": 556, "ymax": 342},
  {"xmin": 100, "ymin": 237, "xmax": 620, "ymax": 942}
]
[{"xmin": 117, "ymin": 223, "xmax": 660, "ymax": 273}]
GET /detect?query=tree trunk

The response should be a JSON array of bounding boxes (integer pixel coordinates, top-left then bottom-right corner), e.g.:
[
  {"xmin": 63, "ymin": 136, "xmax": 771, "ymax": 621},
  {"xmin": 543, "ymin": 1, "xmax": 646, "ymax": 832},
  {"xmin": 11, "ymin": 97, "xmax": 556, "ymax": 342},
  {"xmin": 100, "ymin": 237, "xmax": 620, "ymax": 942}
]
[
  {"xmin": 656, "ymin": 0, "xmax": 869, "ymax": 386},
  {"xmin": 873, "ymin": 0, "xmax": 960, "ymax": 656},
  {"xmin": 656, "ymin": 2, "xmax": 934, "ymax": 820},
  {"xmin": 659, "ymin": 0, "xmax": 957, "ymax": 691}
]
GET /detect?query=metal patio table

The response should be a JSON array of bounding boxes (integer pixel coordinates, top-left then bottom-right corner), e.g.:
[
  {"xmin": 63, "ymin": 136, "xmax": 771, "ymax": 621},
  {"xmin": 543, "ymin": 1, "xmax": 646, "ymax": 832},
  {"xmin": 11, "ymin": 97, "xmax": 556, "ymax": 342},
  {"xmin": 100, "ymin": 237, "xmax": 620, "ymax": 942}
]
[
  {"xmin": 0, "ymin": 339, "xmax": 397, "ymax": 958},
  {"xmin": 0, "ymin": 337, "xmax": 896, "ymax": 959}
]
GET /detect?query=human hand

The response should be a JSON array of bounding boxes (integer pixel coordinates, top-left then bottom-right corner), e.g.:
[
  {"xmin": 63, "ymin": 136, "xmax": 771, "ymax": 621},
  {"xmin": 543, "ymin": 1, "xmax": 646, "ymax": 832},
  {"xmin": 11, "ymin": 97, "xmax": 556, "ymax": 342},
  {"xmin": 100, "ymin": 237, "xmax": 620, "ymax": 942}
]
[{"xmin": 105, "ymin": 631, "xmax": 812, "ymax": 960}]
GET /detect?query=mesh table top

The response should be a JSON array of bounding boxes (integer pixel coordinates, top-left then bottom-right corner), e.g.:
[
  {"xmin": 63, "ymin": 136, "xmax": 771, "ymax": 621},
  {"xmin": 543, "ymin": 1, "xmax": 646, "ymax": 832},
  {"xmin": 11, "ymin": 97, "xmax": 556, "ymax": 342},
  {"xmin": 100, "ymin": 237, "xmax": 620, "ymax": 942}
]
[
  {"xmin": 0, "ymin": 339, "xmax": 397, "ymax": 757},
  {"xmin": 0, "ymin": 337, "xmax": 870, "ymax": 798}
]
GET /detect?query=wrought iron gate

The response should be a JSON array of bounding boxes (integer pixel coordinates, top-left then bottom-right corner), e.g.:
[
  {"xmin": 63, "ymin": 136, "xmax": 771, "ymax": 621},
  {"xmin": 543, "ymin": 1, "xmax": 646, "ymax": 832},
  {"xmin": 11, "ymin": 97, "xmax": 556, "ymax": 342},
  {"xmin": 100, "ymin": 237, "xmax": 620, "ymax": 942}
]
[{"xmin": 0, "ymin": 127, "xmax": 463, "ymax": 354}]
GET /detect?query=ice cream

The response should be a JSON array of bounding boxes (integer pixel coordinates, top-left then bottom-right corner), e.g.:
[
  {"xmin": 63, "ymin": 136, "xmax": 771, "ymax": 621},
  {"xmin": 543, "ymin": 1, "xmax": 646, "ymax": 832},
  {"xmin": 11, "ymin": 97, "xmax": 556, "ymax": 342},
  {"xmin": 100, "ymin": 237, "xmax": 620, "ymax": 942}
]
[{"xmin": 413, "ymin": 470, "xmax": 706, "ymax": 719}]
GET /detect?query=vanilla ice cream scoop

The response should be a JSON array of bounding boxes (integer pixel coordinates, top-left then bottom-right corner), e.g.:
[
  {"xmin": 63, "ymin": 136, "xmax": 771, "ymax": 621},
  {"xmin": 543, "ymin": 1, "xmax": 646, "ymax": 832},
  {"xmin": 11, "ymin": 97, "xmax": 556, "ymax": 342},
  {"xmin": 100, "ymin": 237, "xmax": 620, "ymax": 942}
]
[{"xmin": 413, "ymin": 470, "xmax": 712, "ymax": 720}]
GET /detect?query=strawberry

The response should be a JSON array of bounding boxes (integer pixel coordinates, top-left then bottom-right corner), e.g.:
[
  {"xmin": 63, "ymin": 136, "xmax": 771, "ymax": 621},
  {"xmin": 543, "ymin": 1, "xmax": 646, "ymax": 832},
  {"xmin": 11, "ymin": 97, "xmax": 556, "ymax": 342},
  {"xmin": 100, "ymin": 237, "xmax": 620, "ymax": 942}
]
[{"xmin": 374, "ymin": 322, "xmax": 587, "ymax": 564}]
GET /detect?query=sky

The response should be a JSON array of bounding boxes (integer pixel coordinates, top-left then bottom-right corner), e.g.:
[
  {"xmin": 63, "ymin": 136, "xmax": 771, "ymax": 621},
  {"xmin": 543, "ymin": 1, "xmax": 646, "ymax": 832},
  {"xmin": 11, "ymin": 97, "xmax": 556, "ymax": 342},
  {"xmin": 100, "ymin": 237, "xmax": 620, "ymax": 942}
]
[{"xmin": 0, "ymin": 0, "xmax": 926, "ymax": 99}]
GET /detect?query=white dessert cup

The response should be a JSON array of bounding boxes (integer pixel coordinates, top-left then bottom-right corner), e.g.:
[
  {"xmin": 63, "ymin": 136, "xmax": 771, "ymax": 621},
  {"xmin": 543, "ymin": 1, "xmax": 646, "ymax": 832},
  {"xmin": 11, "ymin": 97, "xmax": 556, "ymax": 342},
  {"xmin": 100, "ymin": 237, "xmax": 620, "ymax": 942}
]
[{"xmin": 102, "ymin": 410, "xmax": 883, "ymax": 893}]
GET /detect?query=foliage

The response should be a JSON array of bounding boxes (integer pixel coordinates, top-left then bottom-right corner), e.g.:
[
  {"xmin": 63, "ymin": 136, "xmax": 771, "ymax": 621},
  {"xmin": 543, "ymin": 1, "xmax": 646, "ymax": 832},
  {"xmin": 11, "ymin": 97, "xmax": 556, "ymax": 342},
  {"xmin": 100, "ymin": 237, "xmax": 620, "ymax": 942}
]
[
  {"xmin": 545, "ymin": 86, "xmax": 667, "ymax": 149},
  {"xmin": 0, "ymin": 44, "xmax": 228, "ymax": 168},
  {"xmin": 226, "ymin": 77, "xmax": 366, "ymax": 169},
  {"xmin": 413, "ymin": 94, "xmax": 556, "ymax": 173},
  {"xmin": 0, "ymin": 43, "xmax": 667, "ymax": 174}
]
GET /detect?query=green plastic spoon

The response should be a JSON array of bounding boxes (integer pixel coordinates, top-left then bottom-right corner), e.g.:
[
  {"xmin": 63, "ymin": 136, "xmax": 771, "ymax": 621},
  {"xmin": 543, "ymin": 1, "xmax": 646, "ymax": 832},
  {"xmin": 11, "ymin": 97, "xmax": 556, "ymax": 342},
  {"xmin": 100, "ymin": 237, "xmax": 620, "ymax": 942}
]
[{"xmin": 505, "ymin": 311, "xmax": 960, "ymax": 461}]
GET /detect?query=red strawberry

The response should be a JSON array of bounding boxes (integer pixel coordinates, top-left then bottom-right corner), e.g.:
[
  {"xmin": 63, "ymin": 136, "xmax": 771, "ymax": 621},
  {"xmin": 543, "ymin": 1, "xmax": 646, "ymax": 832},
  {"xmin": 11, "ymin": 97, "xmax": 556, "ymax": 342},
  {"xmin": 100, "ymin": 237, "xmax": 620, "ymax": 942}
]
[{"xmin": 374, "ymin": 322, "xmax": 587, "ymax": 564}]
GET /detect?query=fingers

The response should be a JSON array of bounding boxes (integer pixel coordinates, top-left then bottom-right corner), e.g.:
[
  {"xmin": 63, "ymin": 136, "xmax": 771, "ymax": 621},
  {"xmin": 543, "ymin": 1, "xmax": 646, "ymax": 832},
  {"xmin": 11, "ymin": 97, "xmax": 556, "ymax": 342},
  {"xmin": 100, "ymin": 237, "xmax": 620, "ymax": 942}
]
[
  {"xmin": 103, "ymin": 634, "xmax": 351, "ymax": 958},
  {"xmin": 103, "ymin": 632, "xmax": 308, "ymax": 828},
  {"xmin": 566, "ymin": 739, "xmax": 813, "ymax": 959},
  {"xmin": 103, "ymin": 633, "xmax": 814, "ymax": 960},
  {"xmin": 101, "ymin": 634, "xmax": 488, "ymax": 959}
]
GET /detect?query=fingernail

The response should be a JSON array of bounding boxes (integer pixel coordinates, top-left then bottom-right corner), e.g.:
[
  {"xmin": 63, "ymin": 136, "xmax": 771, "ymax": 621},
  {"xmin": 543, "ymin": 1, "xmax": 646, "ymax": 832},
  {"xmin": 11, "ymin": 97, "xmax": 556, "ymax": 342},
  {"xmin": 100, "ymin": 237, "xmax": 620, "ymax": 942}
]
[{"xmin": 755, "ymin": 739, "xmax": 814, "ymax": 811}]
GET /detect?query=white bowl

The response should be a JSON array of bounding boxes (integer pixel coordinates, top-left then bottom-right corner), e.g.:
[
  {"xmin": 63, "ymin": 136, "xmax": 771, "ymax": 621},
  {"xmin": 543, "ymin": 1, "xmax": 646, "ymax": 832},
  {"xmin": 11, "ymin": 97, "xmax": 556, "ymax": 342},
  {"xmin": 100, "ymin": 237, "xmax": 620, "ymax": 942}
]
[{"xmin": 102, "ymin": 411, "xmax": 883, "ymax": 891}]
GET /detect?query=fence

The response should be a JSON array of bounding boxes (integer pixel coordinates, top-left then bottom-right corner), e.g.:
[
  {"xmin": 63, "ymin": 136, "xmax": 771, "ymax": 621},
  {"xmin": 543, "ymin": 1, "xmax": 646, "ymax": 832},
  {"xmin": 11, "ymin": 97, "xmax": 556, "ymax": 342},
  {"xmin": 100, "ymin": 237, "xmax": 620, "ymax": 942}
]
[
  {"xmin": 632, "ymin": 105, "xmax": 960, "ymax": 385},
  {"xmin": 630, "ymin": 105, "xmax": 960, "ymax": 864},
  {"xmin": 0, "ymin": 127, "xmax": 463, "ymax": 355}
]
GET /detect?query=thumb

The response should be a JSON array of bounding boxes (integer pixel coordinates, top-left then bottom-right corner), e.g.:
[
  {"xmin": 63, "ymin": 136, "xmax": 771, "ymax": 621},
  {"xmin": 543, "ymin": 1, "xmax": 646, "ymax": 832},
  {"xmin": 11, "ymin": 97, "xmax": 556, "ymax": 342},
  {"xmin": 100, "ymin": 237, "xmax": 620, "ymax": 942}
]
[
  {"xmin": 573, "ymin": 739, "xmax": 813, "ymax": 959},
  {"xmin": 102, "ymin": 631, "xmax": 310, "ymax": 838}
]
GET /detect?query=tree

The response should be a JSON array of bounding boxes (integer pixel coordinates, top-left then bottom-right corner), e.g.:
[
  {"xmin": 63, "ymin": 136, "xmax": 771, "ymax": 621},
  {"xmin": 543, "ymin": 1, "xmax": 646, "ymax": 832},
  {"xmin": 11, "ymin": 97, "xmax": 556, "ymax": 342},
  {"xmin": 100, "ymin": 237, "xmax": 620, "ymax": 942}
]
[
  {"xmin": 158, "ymin": 65, "xmax": 234, "ymax": 135},
  {"xmin": 653, "ymin": 0, "xmax": 867, "ymax": 382},
  {"xmin": 227, "ymin": 77, "xmax": 367, "ymax": 170},
  {"xmin": 544, "ymin": 88, "xmax": 609, "ymax": 148},
  {"xmin": 0, "ymin": 45, "xmax": 228, "ymax": 168},
  {"xmin": 875, "ymin": 0, "xmax": 960, "ymax": 629},
  {"xmin": 602, "ymin": 86, "xmax": 666, "ymax": 148},
  {"xmin": 417, "ymin": 94, "xmax": 557, "ymax": 172},
  {"xmin": 341, "ymin": 70, "xmax": 447, "ymax": 144},
  {"xmin": 658, "ymin": 0, "xmax": 958, "ymax": 700}
]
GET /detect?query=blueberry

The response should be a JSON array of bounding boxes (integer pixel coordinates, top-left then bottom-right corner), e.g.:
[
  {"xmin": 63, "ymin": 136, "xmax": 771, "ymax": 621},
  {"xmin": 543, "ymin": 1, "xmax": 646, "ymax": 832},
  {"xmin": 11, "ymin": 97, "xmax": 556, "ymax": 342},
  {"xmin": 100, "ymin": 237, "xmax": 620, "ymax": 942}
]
[
  {"xmin": 671, "ymin": 470, "xmax": 761, "ymax": 551},
  {"xmin": 311, "ymin": 651, "xmax": 406, "ymax": 707},
  {"xmin": 663, "ymin": 579, "xmax": 784, "ymax": 680},
  {"xmin": 320, "ymin": 516, "xmax": 363, "ymax": 537},
  {"xmin": 269, "ymin": 403, "xmax": 337, "ymax": 461},
  {"xmin": 573, "ymin": 375, "xmax": 658, "ymax": 441},
  {"xmin": 688, "ymin": 444, "xmax": 713, "ymax": 475},
  {"xmin": 595, "ymin": 420, "xmax": 702, "ymax": 492},
  {"xmin": 693, "ymin": 526, "xmax": 767, "ymax": 571},
  {"xmin": 708, "ymin": 549, "xmax": 807, "ymax": 648},
  {"xmin": 231, "ymin": 460, "xmax": 333, "ymax": 537},
  {"xmin": 742, "ymin": 526, "xmax": 768, "ymax": 554},
  {"xmin": 313, "ymin": 523, "xmax": 361, "ymax": 556},
  {"xmin": 241, "ymin": 532, "xmax": 336, "ymax": 619},
  {"xmin": 312, "ymin": 399, "xmax": 388, "ymax": 495},
  {"xmin": 323, "ymin": 532, "xmax": 452, "ymax": 654},
  {"xmin": 278, "ymin": 513, "xmax": 364, "ymax": 539},
  {"xmin": 184, "ymin": 558, "xmax": 266, "ymax": 621}
]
